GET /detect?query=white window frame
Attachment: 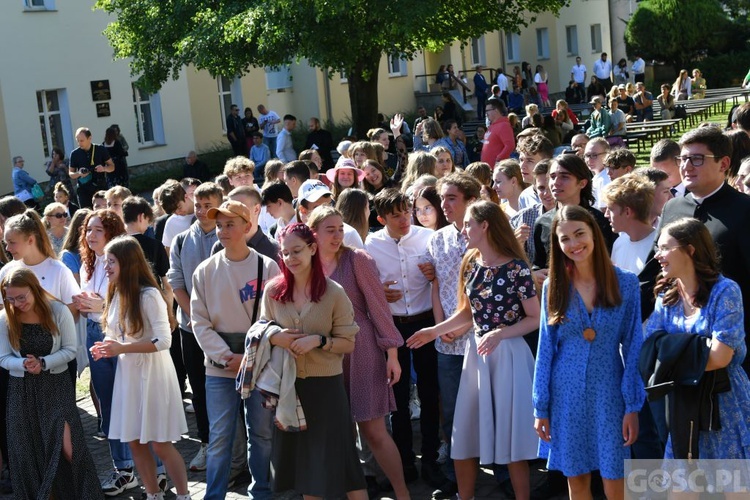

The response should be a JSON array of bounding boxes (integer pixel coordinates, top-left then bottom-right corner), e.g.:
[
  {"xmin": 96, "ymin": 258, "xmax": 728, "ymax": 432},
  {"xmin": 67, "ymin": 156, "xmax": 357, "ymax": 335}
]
[
  {"xmin": 217, "ymin": 76, "xmax": 243, "ymax": 132},
  {"xmin": 505, "ymin": 32, "xmax": 520, "ymax": 63},
  {"xmin": 132, "ymin": 84, "xmax": 165, "ymax": 147},
  {"xmin": 591, "ymin": 24, "xmax": 602, "ymax": 53},
  {"xmin": 536, "ymin": 28, "xmax": 550, "ymax": 60},
  {"xmin": 265, "ymin": 66, "xmax": 293, "ymax": 90},
  {"xmin": 566, "ymin": 25, "xmax": 579, "ymax": 56},
  {"xmin": 36, "ymin": 89, "xmax": 73, "ymax": 159},
  {"xmin": 470, "ymin": 36, "xmax": 486, "ymax": 67},
  {"xmin": 388, "ymin": 54, "xmax": 408, "ymax": 77},
  {"xmin": 23, "ymin": 0, "xmax": 54, "ymax": 10}
]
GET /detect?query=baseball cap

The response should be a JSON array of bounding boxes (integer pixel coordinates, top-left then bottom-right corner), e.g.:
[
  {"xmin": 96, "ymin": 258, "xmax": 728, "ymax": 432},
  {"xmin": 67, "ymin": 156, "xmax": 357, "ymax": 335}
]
[
  {"xmin": 206, "ymin": 200, "xmax": 251, "ymax": 223},
  {"xmin": 618, "ymin": 84, "xmax": 626, "ymax": 90},
  {"xmin": 298, "ymin": 179, "xmax": 332, "ymax": 203}
]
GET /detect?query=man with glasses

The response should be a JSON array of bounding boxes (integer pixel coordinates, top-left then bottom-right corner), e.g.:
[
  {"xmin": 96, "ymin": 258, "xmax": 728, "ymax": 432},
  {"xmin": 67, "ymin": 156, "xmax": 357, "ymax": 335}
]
[
  {"xmin": 583, "ymin": 137, "xmax": 611, "ymax": 209},
  {"xmin": 226, "ymin": 104, "xmax": 247, "ymax": 157},
  {"xmin": 480, "ymin": 97, "xmax": 515, "ymax": 165},
  {"xmin": 570, "ymin": 133, "xmax": 589, "ymax": 158},
  {"xmin": 69, "ymin": 127, "xmax": 115, "ymax": 209},
  {"xmin": 660, "ymin": 126, "xmax": 750, "ymax": 374}
]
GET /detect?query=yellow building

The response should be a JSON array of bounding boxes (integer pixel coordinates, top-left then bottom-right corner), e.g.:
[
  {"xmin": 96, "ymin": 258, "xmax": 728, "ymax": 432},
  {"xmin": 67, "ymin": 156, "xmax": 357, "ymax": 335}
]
[{"xmin": 1, "ymin": 0, "xmax": 612, "ymax": 189}]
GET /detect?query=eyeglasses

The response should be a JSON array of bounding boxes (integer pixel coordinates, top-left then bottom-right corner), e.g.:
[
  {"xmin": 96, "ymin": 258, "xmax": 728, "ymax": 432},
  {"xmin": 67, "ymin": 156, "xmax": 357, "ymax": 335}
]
[
  {"xmin": 48, "ymin": 213, "xmax": 67, "ymax": 219},
  {"xmin": 4, "ymin": 290, "xmax": 30, "ymax": 305},
  {"xmin": 485, "ymin": 108, "xmax": 496, "ymax": 113},
  {"xmin": 415, "ymin": 206, "xmax": 436, "ymax": 217},
  {"xmin": 674, "ymin": 154, "xmax": 716, "ymax": 166},
  {"xmin": 584, "ymin": 152, "xmax": 604, "ymax": 160},
  {"xmin": 656, "ymin": 245, "xmax": 684, "ymax": 253}
]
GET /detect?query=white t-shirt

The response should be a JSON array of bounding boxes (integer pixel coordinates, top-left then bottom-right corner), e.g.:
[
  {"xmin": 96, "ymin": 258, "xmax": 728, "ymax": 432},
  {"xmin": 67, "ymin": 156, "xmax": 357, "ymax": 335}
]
[
  {"xmin": 611, "ymin": 229, "xmax": 658, "ymax": 274},
  {"xmin": 162, "ymin": 214, "xmax": 194, "ymax": 249},
  {"xmin": 571, "ymin": 64, "xmax": 587, "ymax": 83},
  {"xmin": 0, "ymin": 258, "xmax": 80, "ymax": 303},
  {"xmin": 592, "ymin": 169, "xmax": 612, "ymax": 209}
]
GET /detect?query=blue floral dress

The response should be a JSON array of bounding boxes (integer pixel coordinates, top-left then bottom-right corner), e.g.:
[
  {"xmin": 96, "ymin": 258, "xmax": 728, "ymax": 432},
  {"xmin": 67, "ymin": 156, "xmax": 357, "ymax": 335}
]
[
  {"xmin": 644, "ymin": 276, "xmax": 750, "ymax": 459},
  {"xmin": 533, "ymin": 267, "xmax": 645, "ymax": 479}
]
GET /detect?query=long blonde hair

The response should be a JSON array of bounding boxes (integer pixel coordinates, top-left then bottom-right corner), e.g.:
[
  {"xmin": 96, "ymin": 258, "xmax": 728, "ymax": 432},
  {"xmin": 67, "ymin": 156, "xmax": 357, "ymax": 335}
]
[
  {"xmin": 1, "ymin": 268, "xmax": 59, "ymax": 350},
  {"xmin": 4, "ymin": 209, "xmax": 56, "ymax": 260},
  {"xmin": 457, "ymin": 201, "xmax": 529, "ymax": 312}
]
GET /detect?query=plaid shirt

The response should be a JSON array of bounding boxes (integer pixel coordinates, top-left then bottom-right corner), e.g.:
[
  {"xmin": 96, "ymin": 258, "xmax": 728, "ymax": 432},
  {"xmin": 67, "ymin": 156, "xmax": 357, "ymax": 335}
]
[{"xmin": 510, "ymin": 203, "xmax": 546, "ymax": 265}]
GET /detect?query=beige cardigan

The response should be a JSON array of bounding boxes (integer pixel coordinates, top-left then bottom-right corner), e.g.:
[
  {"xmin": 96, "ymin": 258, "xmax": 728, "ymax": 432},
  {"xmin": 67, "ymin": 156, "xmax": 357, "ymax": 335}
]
[{"xmin": 260, "ymin": 278, "xmax": 359, "ymax": 379}]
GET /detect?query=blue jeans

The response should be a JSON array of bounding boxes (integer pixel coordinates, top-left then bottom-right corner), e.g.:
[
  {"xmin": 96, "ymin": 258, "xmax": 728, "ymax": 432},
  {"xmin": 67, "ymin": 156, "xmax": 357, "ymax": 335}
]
[
  {"xmin": 245, "ymin": 388, "xmax": 274, "ymax": 499},
  {"xmin": 87, "ymin": 319, "xmax": 134, "ymax": 470},
  {"xmin": 437, "ymin": 352, "xmax": 463, "ymax": 483},
  {"xmin": 205, "ymin": 376, "xmax": 274, "ymax": 500},
  {"xmin": 87, "ymin": 320, "xmax": 164, "ymax": 472},
  {"xmin": 263, "ymin": 137, "xmax": 277, "ymax": 158}
]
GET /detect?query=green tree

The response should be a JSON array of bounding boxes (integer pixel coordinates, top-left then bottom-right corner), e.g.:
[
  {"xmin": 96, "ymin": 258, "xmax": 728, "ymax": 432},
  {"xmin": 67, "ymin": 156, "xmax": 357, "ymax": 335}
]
[
  {"xmin": 624, "ymin": 0, "xmax": 729, "ymax": 72},
  {"xmin": 95, "ymin": 0, "xmax": 567, "ymax": 138}
]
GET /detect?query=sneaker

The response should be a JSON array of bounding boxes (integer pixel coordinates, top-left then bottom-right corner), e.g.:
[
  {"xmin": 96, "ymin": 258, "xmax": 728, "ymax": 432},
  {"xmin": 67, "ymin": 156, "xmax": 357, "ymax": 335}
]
[
  {"xmin": 189, "ymin": 443, "xmax": 208, "ymax": 471},
  {"xmin": 436, "ymin": 441, "xmax": 449, "ymax": 465},
  {"xmin": 227, "ymin": 467, "xmax": 252, "ymax": 488},
  {"xmin": 102, "ymin": 468, "xmax": 139, "ymax": 497},
  {"xmin": 185, "ymin": 403, "xmax": 195, "ymax": 413},
  {"xmin": 144, "ymin": 493, "xmax": 164, "ymax": 500},
  {"xmin": 409, "ymin": 397, "xmax": 421, "ymax": 420}
]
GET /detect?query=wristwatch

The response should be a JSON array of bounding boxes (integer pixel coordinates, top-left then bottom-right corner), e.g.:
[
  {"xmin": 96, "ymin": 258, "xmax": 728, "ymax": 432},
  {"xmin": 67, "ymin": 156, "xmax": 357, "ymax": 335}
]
[
  {"xmin": 318, "ymin": 335, "xmax": 327, "ymax": 349},
  {"xmin": 40, "ymin": 357, "xmax": 46, "ymax": 371}
]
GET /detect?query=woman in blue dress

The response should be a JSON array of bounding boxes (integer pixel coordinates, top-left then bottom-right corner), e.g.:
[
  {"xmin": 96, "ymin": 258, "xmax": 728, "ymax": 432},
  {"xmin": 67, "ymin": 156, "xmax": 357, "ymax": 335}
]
[
  {"xmin": 645, "ymin": 218, "xmax": 750, "ymax": 460},
  {"xmin": 408, "ymin": 201, "xmax": 539, "ymax": 500},
  {"xmin": 533, "ymin": 205, "xmax": 645, "ymax": 500}
]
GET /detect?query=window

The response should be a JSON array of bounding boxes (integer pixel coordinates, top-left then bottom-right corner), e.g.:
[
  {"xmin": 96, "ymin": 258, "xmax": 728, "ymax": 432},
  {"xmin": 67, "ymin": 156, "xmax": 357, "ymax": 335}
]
[
  {"xmin": 388, "ymin": 54, "xmax": 408, "ymax": 77},
  {"xmin": 218, "ymin": 77, "xmax": 233, "ymax": 132},
  {"xmin": 470, "ymin": 36, "xmax": 486, "ymax": 67},
  {"xmin": 24, "ymin": 0, "xmax": 54, "ymax": 10},
  {"xmin": 566, "ymin": 26, "xmax": 578, "ymax": 56},
  {"xmin": 536, "ymin": 28, "xmax": 550, "ymax": 59},
  {"xmin": 132, "ymin": 84, "xmax": 165, "ymax": 146},
  {"xmin": 505, "ymin": 32, "xmax": 520, "ymax": 63},
  {"xmin": 217, "ymin": 76, "xmax": 243, "ymax": 131},
  {"xmin": 36, "ymin": 90, "xmax": 64, "ymax": 158},
  {"xmin": 591, "ymin": 24, "xmax": 602, "ymax": 53},
  {"xmin": 265, "ymin": 66, "xmax": 292, "ymax": 90}
]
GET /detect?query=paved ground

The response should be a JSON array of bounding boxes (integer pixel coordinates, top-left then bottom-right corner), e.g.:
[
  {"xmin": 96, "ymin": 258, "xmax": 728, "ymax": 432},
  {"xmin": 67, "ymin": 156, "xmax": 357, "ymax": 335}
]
[{"xmin": 0, "ymin": 373, "xmax": 571, "ymax": 499}]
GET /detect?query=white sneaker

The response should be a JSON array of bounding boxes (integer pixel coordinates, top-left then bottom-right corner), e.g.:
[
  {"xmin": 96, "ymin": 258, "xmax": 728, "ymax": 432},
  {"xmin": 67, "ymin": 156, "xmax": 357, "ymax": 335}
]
[
  {"xmin": 189, "ymin": 443, "xmax": 208, "ymax": 471},
  {"xmin": 157, "ymin": 472, "xmax": 168, "ymax": 493},
  {"xmin": 185, "ymin": 403, "xmax": 195, "ymax": 413},
  {"xmin": 145, "ymin": 493, "xmax": 164, "ymax": 500},
  {"xmin": 101, "ymin": 468, "xmax": 139, "ymax": 497}
]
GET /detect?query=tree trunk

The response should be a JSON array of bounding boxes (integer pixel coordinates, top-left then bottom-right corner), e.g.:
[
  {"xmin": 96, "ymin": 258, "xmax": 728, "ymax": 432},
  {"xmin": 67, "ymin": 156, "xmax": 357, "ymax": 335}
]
[{"xmin": 348, "ymin": 52, "xmax": 381, "ymax": 140}]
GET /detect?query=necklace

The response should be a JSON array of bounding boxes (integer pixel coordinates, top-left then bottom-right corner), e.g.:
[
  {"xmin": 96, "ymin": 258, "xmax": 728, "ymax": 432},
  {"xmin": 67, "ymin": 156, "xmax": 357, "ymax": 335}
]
[{"xmin": 92, "ymin": 258, "xmax": 107, "ymax": 297}]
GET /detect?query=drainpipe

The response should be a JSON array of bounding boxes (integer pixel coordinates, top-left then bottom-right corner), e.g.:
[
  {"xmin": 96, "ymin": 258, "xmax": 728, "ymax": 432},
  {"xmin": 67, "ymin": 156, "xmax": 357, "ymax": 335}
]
[{"xmin": 322, "ymin": 69, "xmax": 333, "ymax": 124}]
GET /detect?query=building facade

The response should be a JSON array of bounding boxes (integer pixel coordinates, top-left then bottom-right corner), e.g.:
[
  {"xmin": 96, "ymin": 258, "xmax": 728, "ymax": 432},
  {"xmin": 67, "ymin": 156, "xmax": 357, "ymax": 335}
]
[{"xmin": 1, "ymin": 0, "xmax": 613, "ymax": 190}]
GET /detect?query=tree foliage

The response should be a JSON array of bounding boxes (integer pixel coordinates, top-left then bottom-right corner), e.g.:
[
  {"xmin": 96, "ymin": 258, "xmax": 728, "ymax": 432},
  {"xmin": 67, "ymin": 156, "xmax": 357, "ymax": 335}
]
[
  {"xmin": 624, "ymin": 0, "xmax": 730, "ymax": 72},
  {"xmin": 95, "ymin": 0, "xmax": 568, "ymax": 138}
]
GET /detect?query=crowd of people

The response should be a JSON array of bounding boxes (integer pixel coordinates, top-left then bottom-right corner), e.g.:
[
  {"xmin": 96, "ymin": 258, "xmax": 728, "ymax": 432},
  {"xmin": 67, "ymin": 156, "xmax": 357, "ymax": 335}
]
[{"xmin": 2, "ymin": 75, "xmax": 750, "ymax": 500}]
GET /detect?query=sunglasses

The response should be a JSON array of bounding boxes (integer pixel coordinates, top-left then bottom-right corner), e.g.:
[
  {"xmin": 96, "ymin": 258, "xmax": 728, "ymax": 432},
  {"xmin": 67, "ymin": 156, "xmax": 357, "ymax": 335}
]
[{"xmin": 48, "ymin": 213, "xmax": 67, "ymax": 219}]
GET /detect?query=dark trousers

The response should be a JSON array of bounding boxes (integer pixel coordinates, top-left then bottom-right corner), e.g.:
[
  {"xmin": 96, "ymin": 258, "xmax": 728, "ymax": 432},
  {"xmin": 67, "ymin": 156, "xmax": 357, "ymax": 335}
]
[
  {"xmin": 170, "ymin": 327, "xmax": 187, "ymax": 394},
  {"xmin": 230, "ymin": 139, "xmax": 247, "ymax": 158},
  {"xmin": 575, "ymin": 83, "xmax": 586, "ymax": 104},
  {"xmin": 635, "ymin": 73, "xmax": 645, "ymax": 84},
  {"xmin": 392, "ymin": 314, "xmax": 440, "ymax": 467},
  {"xmin": 600, "ymin": 77, "xmax": 613, "ymax": 94},
  {"xmin": 181, "ymin": 328, "xmax": 210, "ymax": 443},
  {"xmin": 476, "ymin": 93, "xmax": 487, "ymax": 121},
  {"xmin": 76, "ymin": 181, "xmax": 98, "ymax": 209}
]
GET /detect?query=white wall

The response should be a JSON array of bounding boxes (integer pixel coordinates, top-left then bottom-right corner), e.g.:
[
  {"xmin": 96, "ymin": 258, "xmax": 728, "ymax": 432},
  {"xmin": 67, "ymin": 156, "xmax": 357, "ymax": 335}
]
[{"xmin": 0, "ymin": 1, "xmax": 197, "ymax": 187}]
